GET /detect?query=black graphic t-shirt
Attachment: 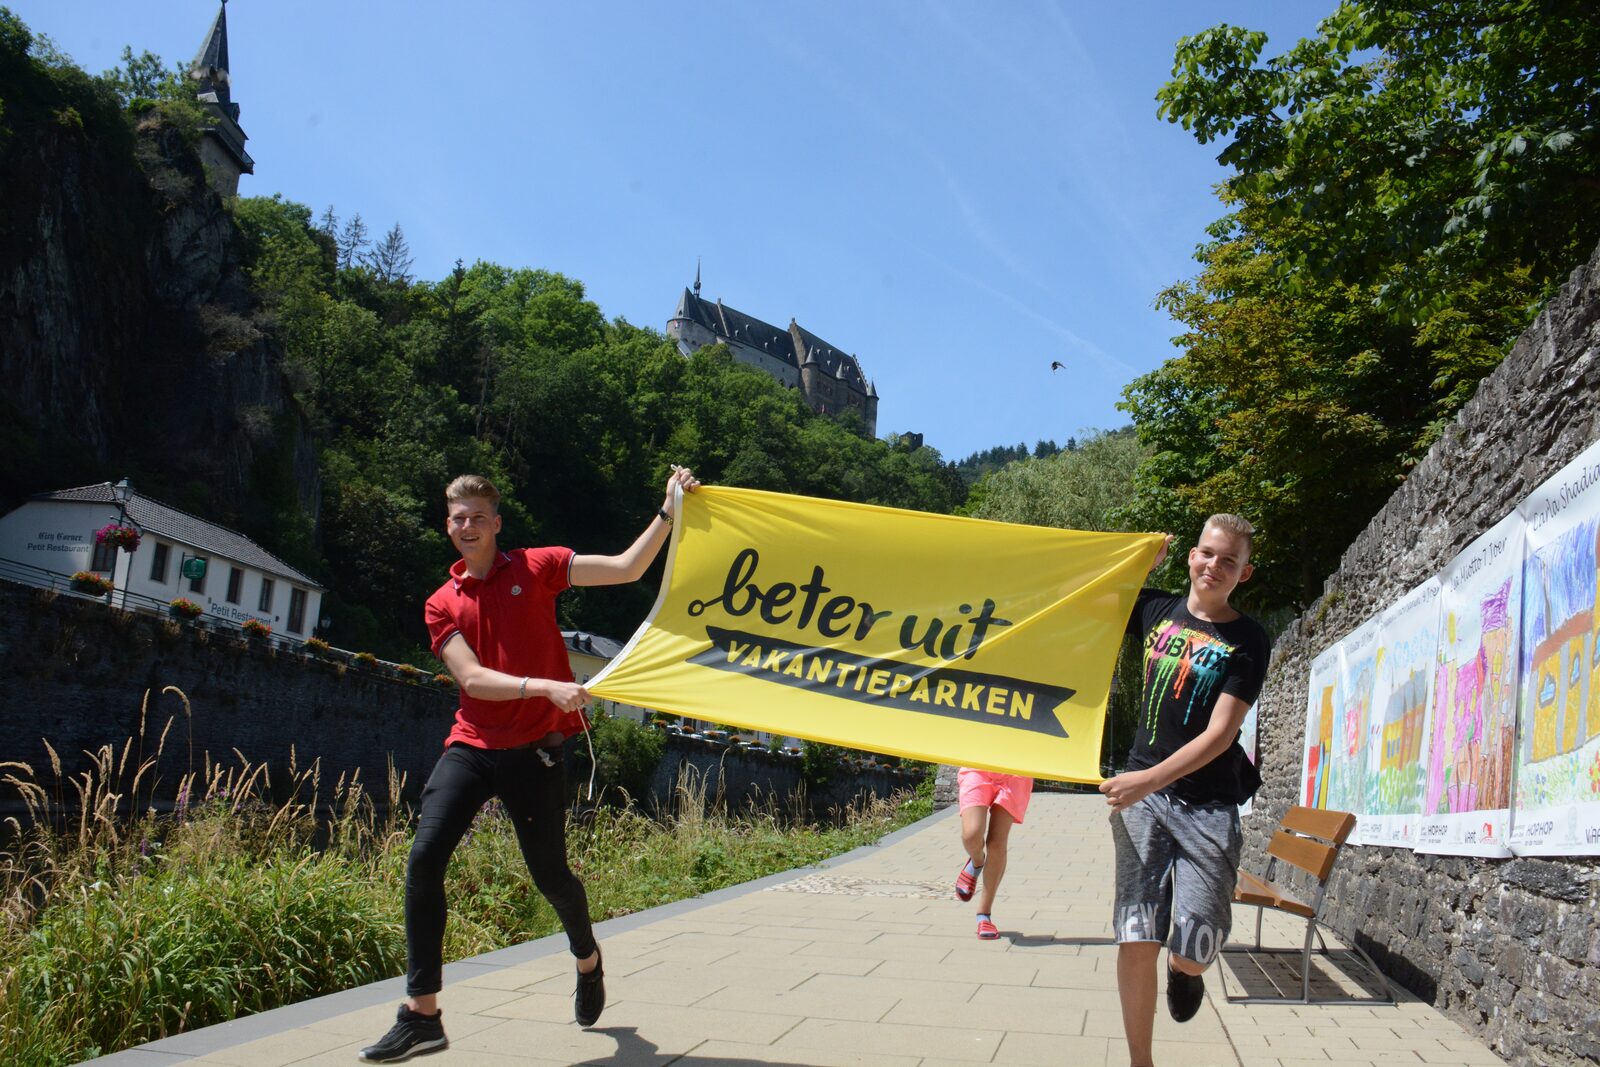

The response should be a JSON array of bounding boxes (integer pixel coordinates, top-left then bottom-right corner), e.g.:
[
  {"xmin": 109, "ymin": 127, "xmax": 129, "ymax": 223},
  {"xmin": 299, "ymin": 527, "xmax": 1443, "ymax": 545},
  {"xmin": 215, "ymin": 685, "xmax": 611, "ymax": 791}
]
[{"xmin": 1123, "ymin": 589, "xmax": 1270, "ymax": 805}]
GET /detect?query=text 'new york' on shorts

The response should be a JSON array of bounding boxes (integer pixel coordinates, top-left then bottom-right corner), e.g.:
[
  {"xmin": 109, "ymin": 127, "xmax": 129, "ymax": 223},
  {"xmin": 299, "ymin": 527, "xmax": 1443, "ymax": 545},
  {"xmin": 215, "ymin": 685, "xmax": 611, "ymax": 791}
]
[{"xmin": 1109, "ymin": 791, "xmax": 1241, "ymax": 965}]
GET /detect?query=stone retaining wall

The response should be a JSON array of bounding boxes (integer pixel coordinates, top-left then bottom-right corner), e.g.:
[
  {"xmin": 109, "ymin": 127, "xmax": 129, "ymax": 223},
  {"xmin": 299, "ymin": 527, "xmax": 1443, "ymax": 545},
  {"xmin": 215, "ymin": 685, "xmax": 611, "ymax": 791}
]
[
  {"xmin": 1249, "ymin": 243, "xmax": 1600, "ymax": 1065},
  {"xmin": 0, "ymin": 581, "xmax": 456, "ymax": 814},
  {"xmin": 0, "ymin": 582, "xmax": 913, "ymax": 825}
]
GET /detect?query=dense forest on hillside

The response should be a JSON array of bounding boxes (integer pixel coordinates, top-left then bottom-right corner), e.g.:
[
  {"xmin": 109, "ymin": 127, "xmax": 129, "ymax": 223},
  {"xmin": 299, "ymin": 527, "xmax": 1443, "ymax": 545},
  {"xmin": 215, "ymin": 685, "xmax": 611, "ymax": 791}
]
[{"xmin": 950, "ymin": 439, "xmax": 1063, "ymax": 487}]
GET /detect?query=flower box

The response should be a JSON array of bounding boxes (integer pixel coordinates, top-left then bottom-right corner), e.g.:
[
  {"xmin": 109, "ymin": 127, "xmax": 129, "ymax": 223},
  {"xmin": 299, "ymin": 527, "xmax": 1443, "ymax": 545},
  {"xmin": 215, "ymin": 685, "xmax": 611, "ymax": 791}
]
[
  {"xmin": 241, "ymin": 619, "xmax": 272, "ymax": 639},
  {"xmin": 304, "ymin": 636, "xmax": 330, "ymax": 655},
  {"xmin": 168, "ymin": 597, "xmax": 203, "ymax": 620},
  {"xmin": 70, "ymin": 571, "xmax": 113, "ymax": 596}
]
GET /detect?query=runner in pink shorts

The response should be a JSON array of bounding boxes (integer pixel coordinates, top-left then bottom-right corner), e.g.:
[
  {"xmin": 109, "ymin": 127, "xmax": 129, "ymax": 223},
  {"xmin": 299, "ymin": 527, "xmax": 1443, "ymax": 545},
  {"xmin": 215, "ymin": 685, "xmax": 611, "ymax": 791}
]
[{"xmin": 952, "ymin": 768, "xmax": 1033, "ymax": 939}]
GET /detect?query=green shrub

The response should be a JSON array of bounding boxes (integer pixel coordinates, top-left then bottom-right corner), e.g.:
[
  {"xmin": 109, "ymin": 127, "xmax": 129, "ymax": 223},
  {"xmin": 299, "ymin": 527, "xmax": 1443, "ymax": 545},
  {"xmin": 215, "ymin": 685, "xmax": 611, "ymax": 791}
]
[
  {"xmin": 800, "ymin": 740, "xmax": 847, "ymax": 787},
  {"xmin": 571, "ymin": 712, "xmax": 664, "ymax": 806}
]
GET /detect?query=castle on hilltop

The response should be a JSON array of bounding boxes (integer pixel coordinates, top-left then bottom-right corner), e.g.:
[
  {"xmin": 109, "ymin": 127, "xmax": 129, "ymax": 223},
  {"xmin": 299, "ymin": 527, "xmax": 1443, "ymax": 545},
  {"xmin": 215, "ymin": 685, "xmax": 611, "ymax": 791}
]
[
  {"xmin": 187, "ymin": 1, "xmax": 253, "ymax": 196},
  {"xmin": 667, "ymin": 270, "xmax": 879, "ymax": 437}
]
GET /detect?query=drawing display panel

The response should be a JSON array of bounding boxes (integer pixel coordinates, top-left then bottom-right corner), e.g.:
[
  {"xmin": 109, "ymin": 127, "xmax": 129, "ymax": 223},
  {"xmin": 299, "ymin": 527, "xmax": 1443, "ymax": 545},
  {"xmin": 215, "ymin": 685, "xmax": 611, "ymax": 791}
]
[
  {"xmin": 1511, "ymin": 439, "xmax": 1600, "ymax": 856},
  {"xmin": 1416, "ymin": 512, "xmax": 1523, "ymax": 856},
  {"xmin": 1360, "ymin": 578, "xmax": 1442, "ymax": 847},
  {"xmin": 1300, "ymin": 616, "xmax": 1380, "ymax": 833},
  {"xmin": 1337, "ymin": 615, "xmax": 1382, "ymax": 837},
  {"xmin": 1238, "ymin": 703, "xmax": 1258, "ymax": 817},
  {"xmin": 1301, "ymin": 642, "xmax": 1343, "ymax": 811}
]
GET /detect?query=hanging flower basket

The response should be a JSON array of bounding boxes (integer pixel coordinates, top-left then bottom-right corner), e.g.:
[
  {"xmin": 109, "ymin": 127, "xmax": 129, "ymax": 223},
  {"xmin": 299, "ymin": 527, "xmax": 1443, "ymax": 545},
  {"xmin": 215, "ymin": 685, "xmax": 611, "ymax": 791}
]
[
  {"xmin": 70, "ymin": 571, "xmax": 113, "ymax": 596},
  {"xmin": 242, "ymin": 618, "xmax": 272, "ymax": 640},
  {"xmin": 169, "ymin": 597, "xmax": 203, "ymax": 620},
  {"xmin": 94, "ymin": 523, "xmax": 142, "ymax": 552}
]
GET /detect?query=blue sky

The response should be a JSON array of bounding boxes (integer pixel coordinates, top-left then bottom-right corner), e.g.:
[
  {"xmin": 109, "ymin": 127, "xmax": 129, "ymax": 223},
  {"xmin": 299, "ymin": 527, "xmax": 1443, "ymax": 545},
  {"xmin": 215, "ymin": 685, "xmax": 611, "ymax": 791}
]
[{"xmin": 16, "ymin": 1, "xmax": 1324, "ymax": 461}]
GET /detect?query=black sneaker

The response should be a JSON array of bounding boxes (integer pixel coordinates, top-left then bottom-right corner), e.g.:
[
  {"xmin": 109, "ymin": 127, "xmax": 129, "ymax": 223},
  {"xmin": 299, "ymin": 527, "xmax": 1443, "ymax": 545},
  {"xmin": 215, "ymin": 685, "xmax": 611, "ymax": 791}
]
[
  {"xmin": 575, "ymin": 947, "xmax": 606, "ymax": 1027},
  {"xmin": 358, "ymin": 1005, "xmax": 447, "ymax": 1062},
  {"xmin": 1166, "ymin": 966, "xmax": 1205, "ymax": 1022}
]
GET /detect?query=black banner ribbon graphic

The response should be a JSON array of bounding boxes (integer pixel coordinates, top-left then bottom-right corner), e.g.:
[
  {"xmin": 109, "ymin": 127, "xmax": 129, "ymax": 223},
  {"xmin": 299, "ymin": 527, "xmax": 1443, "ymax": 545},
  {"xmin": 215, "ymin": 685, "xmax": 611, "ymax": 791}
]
[{"xmin": 689, "ymin": 626, "xmax": 1076, "ymax": 737}]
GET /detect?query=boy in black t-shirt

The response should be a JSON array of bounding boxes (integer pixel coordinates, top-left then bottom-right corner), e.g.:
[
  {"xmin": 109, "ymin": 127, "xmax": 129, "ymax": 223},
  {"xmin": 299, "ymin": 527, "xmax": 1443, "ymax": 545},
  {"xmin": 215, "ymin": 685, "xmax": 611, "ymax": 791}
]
[{"xmin": 1098, "ymin": 514, "xmax": 1269, "ymax": 1067}]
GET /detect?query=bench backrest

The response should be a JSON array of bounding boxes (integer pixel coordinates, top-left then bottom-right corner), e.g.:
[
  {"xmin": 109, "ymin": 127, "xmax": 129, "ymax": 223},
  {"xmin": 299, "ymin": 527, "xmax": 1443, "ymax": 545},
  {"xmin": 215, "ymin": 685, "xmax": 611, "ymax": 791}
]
[{"xmin": 1265, "ymin": 806, "xmax": 1357, "ymax": 884}]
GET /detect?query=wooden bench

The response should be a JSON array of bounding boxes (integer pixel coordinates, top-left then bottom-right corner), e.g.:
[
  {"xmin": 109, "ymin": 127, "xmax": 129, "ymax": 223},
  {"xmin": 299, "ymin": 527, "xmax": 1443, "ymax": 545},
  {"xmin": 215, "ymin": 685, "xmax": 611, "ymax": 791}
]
[{"xmin": 1224, "ymin": 805, "xmax": 1394, "ymax": 1005}]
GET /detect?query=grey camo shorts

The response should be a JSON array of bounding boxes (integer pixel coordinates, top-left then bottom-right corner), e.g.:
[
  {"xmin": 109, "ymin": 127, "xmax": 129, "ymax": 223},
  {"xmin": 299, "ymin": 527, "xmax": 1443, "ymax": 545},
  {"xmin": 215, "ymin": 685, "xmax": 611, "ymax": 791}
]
[{"xmin": 1110, "ymin": 792, "xmax": 1242, "ymax": 965}]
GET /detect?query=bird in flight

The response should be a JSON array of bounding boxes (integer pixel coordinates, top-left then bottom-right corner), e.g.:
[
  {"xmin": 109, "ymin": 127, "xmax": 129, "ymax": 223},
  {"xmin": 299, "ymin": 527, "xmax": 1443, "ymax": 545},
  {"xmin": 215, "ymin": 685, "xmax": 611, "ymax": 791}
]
[{"xmin": 1050, "ymin": 360, "xmax": 1065, "ymax": 372}]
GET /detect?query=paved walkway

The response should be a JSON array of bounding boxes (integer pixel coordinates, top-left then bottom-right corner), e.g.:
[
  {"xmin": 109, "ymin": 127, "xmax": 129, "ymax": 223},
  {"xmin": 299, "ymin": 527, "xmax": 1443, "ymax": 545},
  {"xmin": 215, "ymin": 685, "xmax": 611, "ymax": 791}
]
[{"xmin": 95, "ymin": 794, "xmax": 1503, "ymax": 1067}]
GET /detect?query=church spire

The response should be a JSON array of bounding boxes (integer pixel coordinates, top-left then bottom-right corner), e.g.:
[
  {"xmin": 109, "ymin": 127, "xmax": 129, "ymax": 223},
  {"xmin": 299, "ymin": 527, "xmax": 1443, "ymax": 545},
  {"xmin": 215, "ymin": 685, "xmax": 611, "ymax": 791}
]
[
  {"xmin": 693, "ymin": 257, "xmax": 701, "ymax": 297},
  {"xmin": 189, "ymin": 0, "xmax": 232, "ymax": 107},
  {"xmin": 186, "ymin": 1, "xmax": 253, "ymax": 195}
]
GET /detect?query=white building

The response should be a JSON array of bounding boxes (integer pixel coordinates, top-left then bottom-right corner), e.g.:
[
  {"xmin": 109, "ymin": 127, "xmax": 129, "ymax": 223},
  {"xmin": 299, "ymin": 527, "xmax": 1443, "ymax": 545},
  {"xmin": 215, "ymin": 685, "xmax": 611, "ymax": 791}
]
[{"xmin": 0, "ymin": 480, "xmax": 324, "ymax": 643}]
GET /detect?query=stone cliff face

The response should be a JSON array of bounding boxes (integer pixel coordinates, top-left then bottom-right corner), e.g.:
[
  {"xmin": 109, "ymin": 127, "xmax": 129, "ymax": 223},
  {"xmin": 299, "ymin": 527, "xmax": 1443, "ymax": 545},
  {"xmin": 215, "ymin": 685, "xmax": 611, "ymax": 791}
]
[{"xmin": 0, "ymin": 93, "xmax": 317, "ymax": 529}]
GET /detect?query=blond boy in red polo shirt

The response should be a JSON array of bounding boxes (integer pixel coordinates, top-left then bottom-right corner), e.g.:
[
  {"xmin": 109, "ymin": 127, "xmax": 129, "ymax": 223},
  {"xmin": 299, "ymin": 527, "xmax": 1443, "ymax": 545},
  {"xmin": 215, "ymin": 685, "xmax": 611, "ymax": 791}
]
[{"xmin": 361, "ymin": 468, "xmax": 698, "ymax": 1063}]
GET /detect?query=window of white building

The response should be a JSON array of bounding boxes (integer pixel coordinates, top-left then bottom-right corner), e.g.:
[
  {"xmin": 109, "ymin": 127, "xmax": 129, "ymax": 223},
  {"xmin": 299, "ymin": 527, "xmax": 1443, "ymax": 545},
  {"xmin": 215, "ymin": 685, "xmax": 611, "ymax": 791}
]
[{"xmin": 90, "ymin": 539, "xmax": 115, "ymax": 573}]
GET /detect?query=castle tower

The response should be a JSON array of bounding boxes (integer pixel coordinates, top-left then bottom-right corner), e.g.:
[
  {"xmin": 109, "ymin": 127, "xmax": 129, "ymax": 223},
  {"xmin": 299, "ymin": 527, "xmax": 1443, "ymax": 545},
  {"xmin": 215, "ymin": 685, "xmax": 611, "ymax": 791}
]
[
  {"xmin": 666, "ymin": 277, "xmax": 879, "ymax": 436},
  {"xmin": 187, "ymin": 0, "xmax": 254, "ymax": 196}
]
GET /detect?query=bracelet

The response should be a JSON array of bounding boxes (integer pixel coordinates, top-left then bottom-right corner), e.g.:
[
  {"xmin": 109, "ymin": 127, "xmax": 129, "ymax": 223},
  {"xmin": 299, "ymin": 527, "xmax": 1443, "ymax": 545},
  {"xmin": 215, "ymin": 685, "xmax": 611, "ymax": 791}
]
[
  {"xmin": 657, "ymin": 507, "xmax": 672, "ymax": 524},
  {"xmin": 519, "ymin": 676, "xmax": 529, "ymax": 699}
]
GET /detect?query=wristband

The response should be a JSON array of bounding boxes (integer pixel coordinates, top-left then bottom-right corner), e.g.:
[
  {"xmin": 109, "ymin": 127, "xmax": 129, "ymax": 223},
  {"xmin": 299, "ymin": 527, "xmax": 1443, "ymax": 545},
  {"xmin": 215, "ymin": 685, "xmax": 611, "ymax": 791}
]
[
  {"xmin": 657, "ymin": 507, "xmax": 672, "ymax": 524},
  {"xmin": 519, "ymin": 676, "xmax": 529, "ymax": 699}
]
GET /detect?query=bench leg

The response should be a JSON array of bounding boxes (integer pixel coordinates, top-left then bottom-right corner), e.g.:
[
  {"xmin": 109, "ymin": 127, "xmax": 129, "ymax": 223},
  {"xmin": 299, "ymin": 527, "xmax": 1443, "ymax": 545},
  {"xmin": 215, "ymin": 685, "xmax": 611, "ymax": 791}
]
[{"xmin": 1301, "ymin": 920, "xmax": 1318, "ymax": 1002}]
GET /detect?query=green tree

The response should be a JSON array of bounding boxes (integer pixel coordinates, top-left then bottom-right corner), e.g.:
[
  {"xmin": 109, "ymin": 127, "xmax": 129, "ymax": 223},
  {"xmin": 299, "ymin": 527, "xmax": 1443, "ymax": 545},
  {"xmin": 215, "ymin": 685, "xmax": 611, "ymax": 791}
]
[
  {"xmin": 99, "ymin": 46, "xmax": 187, "ymax": 108},
  {"xmin": 1128, "ymin": 0, "xmax": 1592, "ymax": 608},
  {"xmin": 962, "ymin": 428, "xmax": 1147, "ymax": 533},
  {"xmin": 1158, "ymin": 0, "xmax": 1600, "ymax": 319}
]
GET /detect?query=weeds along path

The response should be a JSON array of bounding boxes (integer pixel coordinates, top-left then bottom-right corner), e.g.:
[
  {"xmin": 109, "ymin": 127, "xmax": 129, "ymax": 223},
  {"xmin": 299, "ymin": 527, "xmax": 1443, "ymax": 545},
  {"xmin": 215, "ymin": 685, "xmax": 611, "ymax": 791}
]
[{"xmin": 0, "ymin": 688, "xmax": 933, "ymax": 1067}]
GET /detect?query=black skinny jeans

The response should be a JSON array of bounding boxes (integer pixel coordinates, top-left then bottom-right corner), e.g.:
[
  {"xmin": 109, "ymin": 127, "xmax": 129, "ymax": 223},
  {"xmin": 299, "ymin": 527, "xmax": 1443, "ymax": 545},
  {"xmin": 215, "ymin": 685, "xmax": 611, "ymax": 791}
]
[{"xmin": 405, "ymin": 742, "xmax": 595, "ymax": 997}]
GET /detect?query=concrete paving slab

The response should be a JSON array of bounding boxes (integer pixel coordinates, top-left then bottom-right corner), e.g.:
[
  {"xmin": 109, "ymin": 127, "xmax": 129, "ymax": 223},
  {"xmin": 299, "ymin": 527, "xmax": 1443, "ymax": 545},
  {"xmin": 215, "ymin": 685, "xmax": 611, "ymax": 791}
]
[{"xmin": 85, "ymin": 795, "xmax": 1508, "ymax": 1067}]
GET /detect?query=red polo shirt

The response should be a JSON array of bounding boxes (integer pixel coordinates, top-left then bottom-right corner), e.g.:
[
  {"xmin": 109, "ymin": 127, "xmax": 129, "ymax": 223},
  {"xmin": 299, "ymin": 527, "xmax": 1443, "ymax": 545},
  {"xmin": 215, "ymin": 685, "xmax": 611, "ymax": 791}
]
[{"xmin": 424, "ymin": 546, "xmax": 586, "ymax": 749}]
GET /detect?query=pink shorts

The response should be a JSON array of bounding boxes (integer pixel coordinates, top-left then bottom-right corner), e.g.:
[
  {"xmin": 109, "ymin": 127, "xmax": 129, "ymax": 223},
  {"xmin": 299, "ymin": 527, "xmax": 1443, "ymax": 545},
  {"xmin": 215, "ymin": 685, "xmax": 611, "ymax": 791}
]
[{"xmin": 957, "ymin": 768, "xmax": 1034, "ymax": 824}]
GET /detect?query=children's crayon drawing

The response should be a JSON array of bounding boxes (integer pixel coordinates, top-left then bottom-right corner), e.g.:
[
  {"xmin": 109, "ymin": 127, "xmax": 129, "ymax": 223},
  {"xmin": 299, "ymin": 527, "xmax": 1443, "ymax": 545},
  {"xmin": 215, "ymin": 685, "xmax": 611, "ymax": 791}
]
[
  {"xmin": 1360, "ymin": 578, "xmax": 1441, "ymax": 847},
  {"xmin": 1300, "ymin": 617, "xmax": 1380, "ymax": 829},
  {"xmin": 1416, "ymin": 512, "xmax": 1522, "ymax": 856},
  {"xmin": 1301, "ymin": 643, "xmax": 1342, "ymax": 811},
  {"xmin": 1511, "ymin": 439, "xmax": 1600, "ymax": 856}
]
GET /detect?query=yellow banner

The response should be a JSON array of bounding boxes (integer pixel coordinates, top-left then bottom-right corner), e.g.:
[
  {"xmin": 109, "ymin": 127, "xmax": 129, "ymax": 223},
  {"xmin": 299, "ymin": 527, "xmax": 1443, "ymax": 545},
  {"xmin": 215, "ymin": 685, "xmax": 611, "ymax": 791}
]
[{"xmin": 587, "ymin": 487, "xmax": 1161, "ymax": 783}]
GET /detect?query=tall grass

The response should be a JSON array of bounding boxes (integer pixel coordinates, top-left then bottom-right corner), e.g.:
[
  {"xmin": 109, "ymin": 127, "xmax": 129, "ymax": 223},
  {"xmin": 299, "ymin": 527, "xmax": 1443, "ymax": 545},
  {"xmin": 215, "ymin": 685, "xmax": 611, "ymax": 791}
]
[{"xmin": 0, "ymin": 689, "xmax": 930, "ymax": 1066}]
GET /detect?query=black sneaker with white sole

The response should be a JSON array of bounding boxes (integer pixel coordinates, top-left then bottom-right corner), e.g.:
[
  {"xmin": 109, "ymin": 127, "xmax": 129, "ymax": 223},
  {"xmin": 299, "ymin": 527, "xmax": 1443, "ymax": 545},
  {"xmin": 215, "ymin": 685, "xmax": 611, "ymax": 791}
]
[
  {"xmin": 575, "ymin": 947, "xmax": 606, "ymax": 1027},
  {"xmin": 358, "ymin": 1005, "xmax": 447, "ymax": 1062},
  {"xmin": 1166, "ymin": 966, "xmax": 1205, "ymax": 1022}
]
